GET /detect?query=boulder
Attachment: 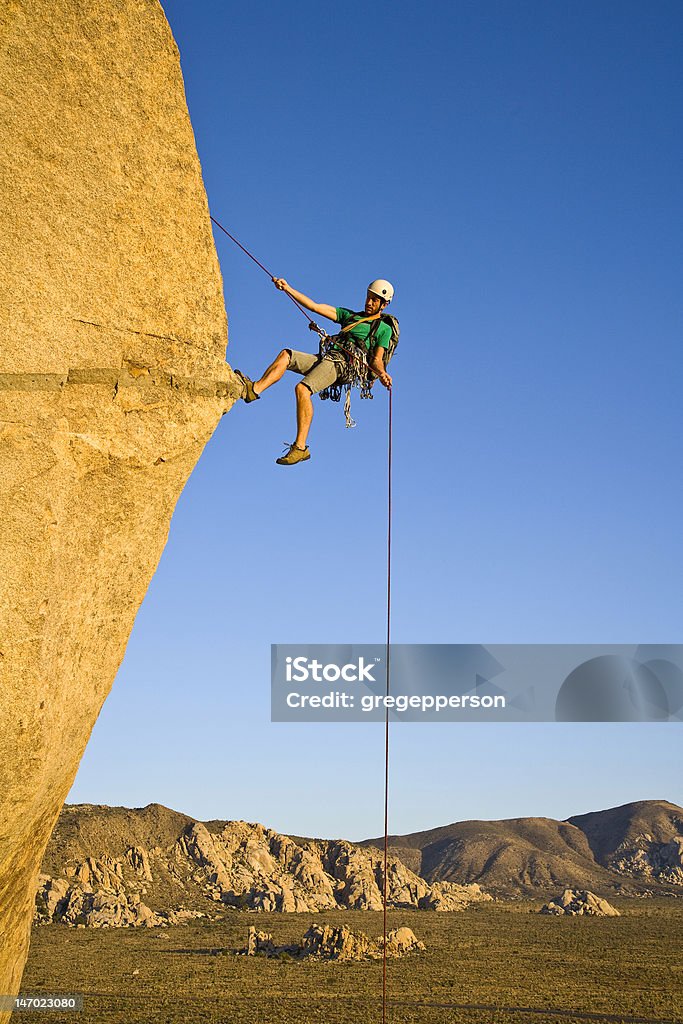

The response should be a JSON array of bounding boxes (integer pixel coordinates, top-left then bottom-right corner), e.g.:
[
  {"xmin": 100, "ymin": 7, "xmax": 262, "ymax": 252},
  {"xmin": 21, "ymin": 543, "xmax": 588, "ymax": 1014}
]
[
  {"xmin": 418, "ymin": 880, "xmax": 493, "ymax": 911},
  {"xmin": 34, "ymin": 876, "xmax": 165, "ymax": 928},
  {"xmin": 302, "ymin": 924, "xmax": 375, "ymax": 960},
  {"xmin": 246, "ymin": 927, "xmax": 276, "ymax": 956},
  {"xmin": 540, "ymin": 889, "xmax": 620, "ymax": 916},
  {"xmin": 382, "ymin": 927, "xmax": 427, "ymax": 956},
  {"xmin": 280, "ymin": 925, "xmax": 423, "ymax": 962},
  {"xmin": 246, "ymin": 924, "xmax": 427, "ymax": 961},
  {"xmin": 34, "ymin": 875, "xmax": 69, "ymax": 923},
  {"xmin": 0, "ymin": 0, "xmax": 238, "ymax": 1007}
]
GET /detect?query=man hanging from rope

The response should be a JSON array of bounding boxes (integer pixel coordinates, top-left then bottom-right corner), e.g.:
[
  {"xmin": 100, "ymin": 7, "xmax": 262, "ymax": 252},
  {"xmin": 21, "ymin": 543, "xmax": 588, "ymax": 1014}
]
[{"xmin": 234, "ymin": 278, "xmax": 395, "ymax": 465}]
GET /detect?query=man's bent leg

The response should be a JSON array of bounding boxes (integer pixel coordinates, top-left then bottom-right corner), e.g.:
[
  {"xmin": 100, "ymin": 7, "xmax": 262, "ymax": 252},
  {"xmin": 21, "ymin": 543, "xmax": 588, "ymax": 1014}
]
[
  {"xmin": 290, "ymin": 355, "xmax": 341, "ymax": 449},
  {"xmin": 275, "ymin": 354, "xmax": 341, "ymax": 464},
  {"xmin": 294, "ymin": 381, "xmax": 314, "ymax": 449},
  {"xmin": 253, "ymin": 349, "xmax": 292, "ymax": 395}
]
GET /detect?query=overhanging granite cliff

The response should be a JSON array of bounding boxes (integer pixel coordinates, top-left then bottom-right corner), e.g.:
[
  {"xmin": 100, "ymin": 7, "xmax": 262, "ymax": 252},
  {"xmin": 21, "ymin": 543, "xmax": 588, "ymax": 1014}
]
[{"xmin": 0, "ymin": 0, "xmax": 238, "ymax": 1007}]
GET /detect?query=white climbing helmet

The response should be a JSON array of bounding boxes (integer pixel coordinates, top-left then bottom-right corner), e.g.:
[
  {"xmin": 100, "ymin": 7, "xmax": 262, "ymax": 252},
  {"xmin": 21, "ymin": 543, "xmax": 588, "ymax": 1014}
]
[{"xmin": 367, "ymin": 279, "xmax": 394, "ymax": 303}]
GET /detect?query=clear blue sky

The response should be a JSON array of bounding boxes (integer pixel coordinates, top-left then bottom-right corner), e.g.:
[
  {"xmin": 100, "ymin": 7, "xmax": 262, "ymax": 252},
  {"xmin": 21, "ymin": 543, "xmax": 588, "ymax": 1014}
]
[{"xmin": 68, "ymin": 0, "xmax": 683, "ymax": 840}]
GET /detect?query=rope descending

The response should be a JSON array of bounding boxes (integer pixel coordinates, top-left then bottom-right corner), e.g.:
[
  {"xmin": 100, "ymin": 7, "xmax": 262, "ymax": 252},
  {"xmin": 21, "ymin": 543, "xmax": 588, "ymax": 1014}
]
[
  {"xmin": 382, "ymin": 387, "xmax": 393, "ymax": 1024},
  {"xmin": 210, "ymin": 211, "xmax": 394, "ymax": 1020}
]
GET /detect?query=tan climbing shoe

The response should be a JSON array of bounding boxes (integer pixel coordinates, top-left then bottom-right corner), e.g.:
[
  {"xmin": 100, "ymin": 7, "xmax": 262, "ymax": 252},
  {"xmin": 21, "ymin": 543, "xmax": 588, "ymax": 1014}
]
[
  {"xmin": 234, "ymin": 369, "xmax": 259, "ymax": 403},
  {"xmin": 276, "ymin": 442, "xmax": 311, "ymax": 466}
]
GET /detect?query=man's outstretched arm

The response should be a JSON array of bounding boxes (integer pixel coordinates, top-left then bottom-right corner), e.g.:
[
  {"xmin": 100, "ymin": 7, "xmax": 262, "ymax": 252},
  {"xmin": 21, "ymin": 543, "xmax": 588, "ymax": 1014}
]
[
  {"xmin": 273, "ymin": 278, "xmax": 338, "ymax": 321},
  {"xmin": 369, "ymin": 345, "xmax": 392, "ymax": 389}
]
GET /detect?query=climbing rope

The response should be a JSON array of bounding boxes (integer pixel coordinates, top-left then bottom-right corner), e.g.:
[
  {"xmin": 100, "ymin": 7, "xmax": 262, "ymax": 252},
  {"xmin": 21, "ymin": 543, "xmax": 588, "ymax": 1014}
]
[
  {"xmin": 209, "ymin": 215, "xmax": 326, "ymax": 339},
  {"xmin": 211, "ymin": 211, "xmax": 395, "ymax": 1020},
  {"xmin": 382, "ymin": 387, "xmax": 393, "ymax": 1024}
]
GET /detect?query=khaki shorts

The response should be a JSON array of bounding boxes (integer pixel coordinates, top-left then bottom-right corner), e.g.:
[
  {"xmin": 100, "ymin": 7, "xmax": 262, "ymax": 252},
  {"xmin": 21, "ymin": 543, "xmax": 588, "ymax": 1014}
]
[{"xmin": 286, "ymin": 349, "xmax": 345, "ymax": 395}]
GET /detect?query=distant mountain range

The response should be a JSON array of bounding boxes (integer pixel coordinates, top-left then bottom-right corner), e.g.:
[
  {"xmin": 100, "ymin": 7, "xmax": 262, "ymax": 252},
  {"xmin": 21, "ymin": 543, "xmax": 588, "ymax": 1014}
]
[
  {"xmin": 360, "ymin": 799, "xmax": 683, "ymax": 896},
  {"xmin": 35, "ymin": 799, "xmax": 683, "ymax": 927}
]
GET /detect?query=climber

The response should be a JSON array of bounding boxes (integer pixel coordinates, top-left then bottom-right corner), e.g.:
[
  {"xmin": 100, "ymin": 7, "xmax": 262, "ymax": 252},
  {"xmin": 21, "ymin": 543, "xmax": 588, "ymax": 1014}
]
[{"xmin": 234, "ymin": 278, "xmax": 395, "ymax": 465}]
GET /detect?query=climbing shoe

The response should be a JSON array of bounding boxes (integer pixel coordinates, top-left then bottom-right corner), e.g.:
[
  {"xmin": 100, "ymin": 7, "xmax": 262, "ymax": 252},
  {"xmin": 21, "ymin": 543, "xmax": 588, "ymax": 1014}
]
[
  {"xmin": 276, "ymin": 442, "xmax": 311, "ymax": 466},
  {"xmin": 234, "ymin": 369, "xmax": 259, "ymax": 403}
]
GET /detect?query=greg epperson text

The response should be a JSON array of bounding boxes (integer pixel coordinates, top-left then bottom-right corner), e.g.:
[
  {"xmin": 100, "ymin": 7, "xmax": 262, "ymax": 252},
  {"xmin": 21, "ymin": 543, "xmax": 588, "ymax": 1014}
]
[
  {"xmin": 271, "ymin": 650, "xmax": 510, "ymax": 722},
  {"xmin": 283, "ymin": 659, "xmax": 504, "ymax": 712},
  {"xmin": 286, "ymin": 690, "xmax": 506, "ymax": 713}
]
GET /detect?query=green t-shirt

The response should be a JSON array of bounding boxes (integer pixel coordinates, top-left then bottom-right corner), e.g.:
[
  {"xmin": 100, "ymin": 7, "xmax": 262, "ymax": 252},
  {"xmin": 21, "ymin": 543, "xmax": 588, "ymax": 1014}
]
[{"xmin": 333, "ymin": 307, "xmax": 392, "ymax": 352}]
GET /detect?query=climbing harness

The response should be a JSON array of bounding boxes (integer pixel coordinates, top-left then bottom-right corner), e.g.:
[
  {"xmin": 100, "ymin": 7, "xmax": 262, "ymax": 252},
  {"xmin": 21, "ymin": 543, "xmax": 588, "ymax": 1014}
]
[
  {"xmin": 319, "ymin": 313, "xmax": 400, "ymax": 427},
  {"xmin": 317, "ymin": 316, "xmax": 381, "ymax": 427}
]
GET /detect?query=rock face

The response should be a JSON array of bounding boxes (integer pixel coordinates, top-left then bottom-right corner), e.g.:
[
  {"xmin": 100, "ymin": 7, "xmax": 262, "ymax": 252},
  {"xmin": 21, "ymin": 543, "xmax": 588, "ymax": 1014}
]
[
  {"xmin": 569, "ymin": 801, "xmax": 683, "ymax": 887},
  {"xmin": 177, "ymin": 822, "xmax": 339, "ymax": 912},
  {"xmin": 34, "ymin": 870, "xmax": 205, "ymax": 929},
  {"xmin": 0, "ymin": 0, "xmax": 238, "ymax": 1008},
  {"xmin": 609, "ymin": 835, "xmax": 683, "ymax": 885},
  {"xmin": 540, "ymin": 890, "xmax": 620, "ymax": 917},
  {"xmin": 243, "ymin": 924, "xmax": 426, "ymax": 961},
  {"xmin": 180, "ymin": 821, "xmax": 489, "ymax": 913},
  {"xmin": 35, "ymin": 812, "xmax": 491, "ymax": 923},
  {"xmin": 35, "ymin": 875, "xmax": 165, "ymax": 928}
]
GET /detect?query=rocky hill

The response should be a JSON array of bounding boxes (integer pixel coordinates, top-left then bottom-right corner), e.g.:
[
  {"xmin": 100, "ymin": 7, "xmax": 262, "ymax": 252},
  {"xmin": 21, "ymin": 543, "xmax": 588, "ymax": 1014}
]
[
  {"xmin": 36, "ymin": 804, "xmax": 490, "ymax": 926},
  {"xmin": 36, "ymin": 799, "xmax": 683, "ymax": 926},
  {"xmin": 360, "ymin": 799, "xmax": 683, "ymax": 897},
  {"xmin": 568, "ymin": 800, "xmax": 683, "ymax": 885}
]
